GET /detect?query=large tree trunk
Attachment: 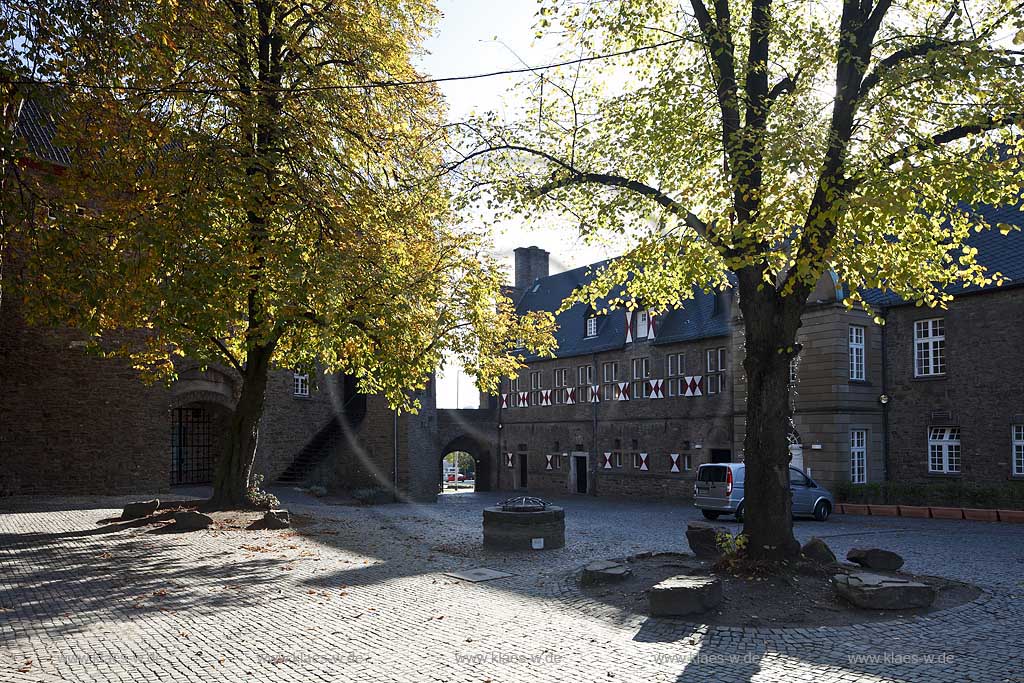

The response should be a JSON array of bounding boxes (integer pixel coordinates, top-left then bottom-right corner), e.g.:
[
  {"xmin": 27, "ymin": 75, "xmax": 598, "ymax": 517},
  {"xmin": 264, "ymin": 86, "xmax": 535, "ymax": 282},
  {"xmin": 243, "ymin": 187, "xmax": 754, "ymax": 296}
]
[
  {"xmin": 736, "ymin": 271, "xmax": 803, "ymax": 562},
  {"xmin": 208, "ymin": 342, "xmax": 274, "ymax": 509}
]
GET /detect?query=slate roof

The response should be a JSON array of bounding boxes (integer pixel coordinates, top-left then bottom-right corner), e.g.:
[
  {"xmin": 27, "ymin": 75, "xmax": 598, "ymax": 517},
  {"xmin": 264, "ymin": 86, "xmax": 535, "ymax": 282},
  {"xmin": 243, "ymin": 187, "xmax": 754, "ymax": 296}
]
[
  {"xmin": 517, "ymin": 201, "xmax": 1024, "ymax": 361},
  {"xmin": 514, "ymin": 261, "xmax": 731, "ymax": 361},
  {"xmin": 13, "ymin": 96, "xmax": 71, "ymax": 167},
  {"xmin": 860, "ymin": 201, "xmax": 1024, "ymax": 307}
]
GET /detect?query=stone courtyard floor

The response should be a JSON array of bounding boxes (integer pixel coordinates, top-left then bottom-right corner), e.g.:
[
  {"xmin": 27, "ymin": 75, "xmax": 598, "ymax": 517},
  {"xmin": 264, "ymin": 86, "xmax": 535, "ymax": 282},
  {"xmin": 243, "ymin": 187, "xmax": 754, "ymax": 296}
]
[{"xmin": 2, "ymin": 489, "xmax": 1023, "ymax": 683}]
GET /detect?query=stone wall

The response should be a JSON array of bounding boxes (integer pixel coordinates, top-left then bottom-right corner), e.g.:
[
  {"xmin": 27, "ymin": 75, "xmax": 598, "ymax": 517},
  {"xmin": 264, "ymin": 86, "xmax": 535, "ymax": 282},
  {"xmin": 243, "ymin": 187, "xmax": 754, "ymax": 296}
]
[{"xmin": 884, "ymin": 286, "xmax": 1024, "ymax": 487}]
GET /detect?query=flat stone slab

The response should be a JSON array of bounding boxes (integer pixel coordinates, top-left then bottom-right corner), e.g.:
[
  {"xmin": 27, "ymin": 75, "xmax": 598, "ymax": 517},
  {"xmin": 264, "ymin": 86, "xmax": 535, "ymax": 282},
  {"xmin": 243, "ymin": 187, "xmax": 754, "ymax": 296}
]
[
  {"xmin": 444, "ymin": 568, "xmax": 514, "ymax": 583},
  {"xmin": 847, "ymin": 547, "xmax": 905, "ymax": 571},
  {"xmin": 832, "ymin": 572, "xmax": 936, "ymax": 610},
  {"xmin": 173, "ymin": 510, "xmax": 214, "ymax": 531},
  {"xmin": 262, "ymin": 509, "xmax": 290, "ymax": 529},
  {"xmin": 649, "ymin": 575, "xmax": 723, "ymax": 616},
  {"xmin": 581, "ymin": 560, "xmax": 632, "ymax": 586},
  {"xmin": 121, "ymin": 500, "xmax": 159, "ymax": 520}
]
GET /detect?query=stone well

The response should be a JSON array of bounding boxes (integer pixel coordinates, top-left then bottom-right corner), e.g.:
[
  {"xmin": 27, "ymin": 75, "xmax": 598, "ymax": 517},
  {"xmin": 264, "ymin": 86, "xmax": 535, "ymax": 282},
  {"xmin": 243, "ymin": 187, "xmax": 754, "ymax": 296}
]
[{"xmin": 483, "ymin": 497, "xmax": 565, "ymax": 550}]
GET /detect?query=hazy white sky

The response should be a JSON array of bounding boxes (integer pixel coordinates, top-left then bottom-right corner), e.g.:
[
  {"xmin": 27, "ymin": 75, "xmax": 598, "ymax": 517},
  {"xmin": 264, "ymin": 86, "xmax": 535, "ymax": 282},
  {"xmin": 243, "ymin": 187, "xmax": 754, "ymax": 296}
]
[{"xmin": 418, "ymin": 0, "xmax": 620, "ymax": 407}]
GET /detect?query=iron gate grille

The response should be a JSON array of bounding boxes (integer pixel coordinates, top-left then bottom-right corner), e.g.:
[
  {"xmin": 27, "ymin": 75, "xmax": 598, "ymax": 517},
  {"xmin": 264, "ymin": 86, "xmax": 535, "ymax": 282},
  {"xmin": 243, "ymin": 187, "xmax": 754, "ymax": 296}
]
[{"xmin": 171, "ymin": 406, "xmax": 214, "ymax": 485}]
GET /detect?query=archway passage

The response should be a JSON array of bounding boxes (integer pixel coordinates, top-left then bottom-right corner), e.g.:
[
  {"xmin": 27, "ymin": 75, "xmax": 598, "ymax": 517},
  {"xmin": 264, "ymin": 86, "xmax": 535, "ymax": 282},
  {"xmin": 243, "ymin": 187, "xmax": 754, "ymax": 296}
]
[{"xmin": 438, "ymin": 435, "xmax": 493, "ymax": 493}]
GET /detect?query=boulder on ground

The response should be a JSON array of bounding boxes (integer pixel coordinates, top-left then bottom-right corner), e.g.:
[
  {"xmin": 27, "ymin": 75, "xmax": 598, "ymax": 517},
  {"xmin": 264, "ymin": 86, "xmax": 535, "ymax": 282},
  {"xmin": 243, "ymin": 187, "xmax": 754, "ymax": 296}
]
[
  {"xmin": 847, "ymin": 547, "xmax": 904, "ymax": 571},
  {"xmin": 173, "ymin": 510, "xmax": 214, "ymax": 531},
  {"xmin": 581, "ymin": 560, "xmax": 631, "ymax": 586},
  {"xmin": 263, "ymin": 509, "xmax": 290, "ymax": 529},
  {"xmin": 832, "ymin": 572, "xmax": 936, "ymax": 610},
  {"xmin": 121, "ymin": 500, "xmax": 160, "ymax": 520},
  {"xmin": 801, "ymin": 537, "xmax": 837, "ymax": 565},
  {"xmin": 649, "ymin": 575, "xmax": 723, "ymax": 616},
  {"xmin": 685, "ymin": 521, "xmax": 728, "ymax": 559}
]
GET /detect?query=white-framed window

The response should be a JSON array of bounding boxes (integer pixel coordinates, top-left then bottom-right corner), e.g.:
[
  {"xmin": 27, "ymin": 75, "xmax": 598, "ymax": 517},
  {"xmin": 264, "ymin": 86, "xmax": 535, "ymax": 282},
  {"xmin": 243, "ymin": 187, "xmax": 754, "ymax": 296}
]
[
  {"xmin": 577, "ymin": 364, "xmax": 593, "ymax": 388},
  {"xmin": 631, "ymin": 357, "xmax": 651, "ymax": 399},
  {"xmin": 553, "ymin": 368, "xmax": 569, "ymax": 404},
  {"xmin": 928, "ymin": 427, "xmax": 961, "ymax": 474},
  {"xmin": 683, "ymin": 454, "xmax": 692, "ymax": 471},
  {"xmin": 666, "ymin": 352, "xmax": 685, "ymax": 396},
  {"xmin": 509, "ymin": 377, "xmax": 520, "ymax": 407},
  {"xmin": 611, "ymin": 452, "xmax": 623, "ymax": 468},
  {"xmin": 914, "ymin": 318, "xmax": 946, "ymax": 377},
  {"xmin": 631, "ymin": 452, "xmax": 647, "ymax": 470},
  {"xmin": 585, "ymin": 316, "xmax": 598, "ymax": 338},
  {"xmin": 1013, "ymin": 425, "xmax": 1024, "ymax": 477},
  {"xmin": 849, "ymin": 325, "xmax": 865, "ymax": 381},
  {"xmin": 529, "ymin": 371, "xmax": 542, "ymax": 405},
  {"xmin": 706, "ymin": 347, "xmax": 727, "ymax": 395},
  {"xmin": 293, "ymin": 372, "xmax": 310, "ymax": 397},
  {"xmin": 602, "ymin": 361, "xmax": 619, "ymax": 401},
  {"xmin": 850, "ymin": 429, "xmax": 867, "ymax": 484},
  {"xmin": 547, "ymin": 453, "xmax": 562, "ymax": 470},
  {"xmin": 635, "ymin": 310, "xmax": 650, "ymax": 339}
]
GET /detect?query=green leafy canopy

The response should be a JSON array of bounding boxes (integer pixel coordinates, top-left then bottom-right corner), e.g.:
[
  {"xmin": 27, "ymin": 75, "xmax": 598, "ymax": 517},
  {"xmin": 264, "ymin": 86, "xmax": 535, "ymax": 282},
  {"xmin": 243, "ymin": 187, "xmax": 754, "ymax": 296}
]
[{"xmin": 456, "ymin": 0, "xmax": 1024, "ymax": 319}]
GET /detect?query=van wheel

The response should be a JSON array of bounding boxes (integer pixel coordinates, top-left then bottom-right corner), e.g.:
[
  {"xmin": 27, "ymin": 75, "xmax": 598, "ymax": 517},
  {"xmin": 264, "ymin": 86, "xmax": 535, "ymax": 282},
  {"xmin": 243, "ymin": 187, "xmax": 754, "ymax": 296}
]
[
  {"xmin": 701, "ymin": 510, "xmax": 720, "ymax": 520},
  {"xmin": 734, "ymin": 503, "xmax": 744, "ymax": 523},
  {"xmin": 813, "ymin": 501, "xmax": 832, "ymax": 522}
]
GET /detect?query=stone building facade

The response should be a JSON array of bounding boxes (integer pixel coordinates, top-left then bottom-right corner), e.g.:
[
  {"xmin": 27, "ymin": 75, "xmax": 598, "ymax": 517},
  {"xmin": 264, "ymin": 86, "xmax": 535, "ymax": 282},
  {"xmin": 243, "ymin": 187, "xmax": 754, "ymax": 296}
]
[{"xmin": 495, "ymin": 220, "xmax": 1024, "ymax": 501}]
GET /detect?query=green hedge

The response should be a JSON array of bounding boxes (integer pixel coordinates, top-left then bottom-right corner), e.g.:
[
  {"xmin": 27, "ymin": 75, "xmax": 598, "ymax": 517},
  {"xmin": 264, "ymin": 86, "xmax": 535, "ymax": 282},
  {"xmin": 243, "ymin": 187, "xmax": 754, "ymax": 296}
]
[{"xmin": 836, "ymin": 481, "xmax": 1024, "ymax": 510}]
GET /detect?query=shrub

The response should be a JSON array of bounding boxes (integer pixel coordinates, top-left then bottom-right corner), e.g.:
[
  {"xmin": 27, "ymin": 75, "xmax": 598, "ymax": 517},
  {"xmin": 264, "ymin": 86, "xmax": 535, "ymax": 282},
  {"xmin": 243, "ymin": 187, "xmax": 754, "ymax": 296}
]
[{"xmin": 246, "ymin": 474, "xmax": 280, "ymax": 510}]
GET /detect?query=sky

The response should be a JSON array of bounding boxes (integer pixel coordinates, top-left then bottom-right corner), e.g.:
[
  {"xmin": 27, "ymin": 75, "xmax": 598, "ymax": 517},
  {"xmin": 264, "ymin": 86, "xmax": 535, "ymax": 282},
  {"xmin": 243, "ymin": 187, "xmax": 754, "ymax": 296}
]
[{"xmin": 418, "ymin": 0, "xmax": 621, "ymax": 408}]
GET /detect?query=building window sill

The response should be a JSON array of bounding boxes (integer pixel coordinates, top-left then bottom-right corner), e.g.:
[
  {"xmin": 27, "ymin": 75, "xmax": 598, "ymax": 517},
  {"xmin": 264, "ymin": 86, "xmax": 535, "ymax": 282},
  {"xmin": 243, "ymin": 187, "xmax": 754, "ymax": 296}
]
[
  {"xmin": 912, "ymin": 374, "xmax": 947, "ymax": 382},
  {"xmin": 926, "ymin": 471, "xmax": 961, "ymax": 478},
  {"xmin": 848, "ymin": 379, "xmax": 871, "ymax": 386}
]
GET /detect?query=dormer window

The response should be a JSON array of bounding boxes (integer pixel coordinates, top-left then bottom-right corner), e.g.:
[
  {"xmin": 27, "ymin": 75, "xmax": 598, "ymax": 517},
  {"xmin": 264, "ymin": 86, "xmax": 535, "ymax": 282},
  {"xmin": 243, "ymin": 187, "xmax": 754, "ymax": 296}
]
[
  {"xmin": 635, "ymin": 310, "xmax": 650, "ymax": 339},
  {"xmin": 585, "ymin": 316, "xmax": 598, "ymax": 338}
]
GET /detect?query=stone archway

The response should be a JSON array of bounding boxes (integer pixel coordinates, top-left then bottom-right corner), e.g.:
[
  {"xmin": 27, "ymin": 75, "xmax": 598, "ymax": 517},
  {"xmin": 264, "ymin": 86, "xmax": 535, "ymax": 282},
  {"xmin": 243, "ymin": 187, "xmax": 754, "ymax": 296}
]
[
  {"xmin": 439, "ymin": 434, "xmax": 493, "ymax": 493},
  {"xmin": 169, "ymin": 367, "xmax": 236, "ymax": 486}
]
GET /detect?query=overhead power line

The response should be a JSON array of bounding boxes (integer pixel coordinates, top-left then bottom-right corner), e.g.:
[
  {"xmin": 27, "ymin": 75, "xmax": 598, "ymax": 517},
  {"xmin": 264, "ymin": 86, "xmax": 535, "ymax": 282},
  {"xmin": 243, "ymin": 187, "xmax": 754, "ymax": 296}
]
[{"xmin": 0, "ymin": 37, "xmax": 687, "ymax": 95}]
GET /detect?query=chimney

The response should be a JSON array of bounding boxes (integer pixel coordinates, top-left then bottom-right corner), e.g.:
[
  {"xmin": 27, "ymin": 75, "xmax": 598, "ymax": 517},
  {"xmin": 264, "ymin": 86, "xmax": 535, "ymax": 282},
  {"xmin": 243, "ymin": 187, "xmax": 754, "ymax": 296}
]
[{"xmin": 514, "ymin": 246, "xmax": 550, "ymax": 291}]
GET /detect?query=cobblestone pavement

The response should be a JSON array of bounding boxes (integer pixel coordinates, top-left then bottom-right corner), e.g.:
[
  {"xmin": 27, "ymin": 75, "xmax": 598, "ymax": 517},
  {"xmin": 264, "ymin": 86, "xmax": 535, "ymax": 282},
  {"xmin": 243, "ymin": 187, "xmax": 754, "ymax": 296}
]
[{"xmin": 2, "ymin": 489, "xmax": 1023, "ymax": 683}]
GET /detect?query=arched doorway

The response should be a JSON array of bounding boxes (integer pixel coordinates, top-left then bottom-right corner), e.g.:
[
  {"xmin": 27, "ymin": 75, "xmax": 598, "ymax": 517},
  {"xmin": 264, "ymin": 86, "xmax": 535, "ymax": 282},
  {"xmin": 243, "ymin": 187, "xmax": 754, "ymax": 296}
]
[
  {"xmin": 171, "ymin": 402, "xmax": 230, "ymax": 485},
  {"xmin": 439, "ymin": 435, "xmax": 493, "ymax": 493}
]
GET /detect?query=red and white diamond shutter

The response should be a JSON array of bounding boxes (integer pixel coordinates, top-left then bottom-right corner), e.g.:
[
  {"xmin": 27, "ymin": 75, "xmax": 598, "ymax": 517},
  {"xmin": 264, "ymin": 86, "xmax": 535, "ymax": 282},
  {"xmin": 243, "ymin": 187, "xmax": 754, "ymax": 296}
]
[
  {"xmin": 639, "ymin": 452, "xmax": 649, "ymax": 471},
  {"xmin": 545, "ymin": 454, "xmax": 554, "ymax": 470},
  {"xmin": 669, "ymin": 453, "xmax": 680, "ymax": 473},
  {"xmin": 541, "ymin": 389, "xmax": 552, "ymax": 406},
  {"xmin": 519, "ymin": 391, "xmax": 530, "ymax": 405},
  {"xmin": 603, "ymin": 452, "xmax": 613, "ymax": 469},
  {"xmin": 624, "ymin": 309, "xmax": 633, "ymax": 343},
  {"xmin": 617, "ymin": 382, "xmax": 630, "ymax": 401},
  {"xmin": 506, "ymin": 453, "xmax": 514, "ymax": 468},
  {"xmin": 648, "ymin": 379, "xmax": 664, "ymax": 399},
  {"xmin": 647, "ymin": 311, "xmax": 656, "ymax": 340},
  {"xmin": 591, "ymin": 385, "xmax": 601, "ymax": 403},
  {"xmin": 500, "ymin": 394, "xmax": 509, "ymax": 408},
  {"xmin": 566, "ymin": 387, "xmax": 576, "ymax": 405},
  {"xmin": 683, "ymin": 376, "xmax": 704, "ymax": 397}
]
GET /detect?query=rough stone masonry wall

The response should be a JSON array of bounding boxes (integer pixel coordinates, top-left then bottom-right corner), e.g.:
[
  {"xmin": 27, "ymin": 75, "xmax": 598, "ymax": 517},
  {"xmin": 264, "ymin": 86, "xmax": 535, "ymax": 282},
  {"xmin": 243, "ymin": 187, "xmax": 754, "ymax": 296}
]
[
  {"xmin": 0, "ymin": 301, "xmax": 172, "ymax": 496},
  {"xmin": 884, "ymin": 286, "xmax": 1024, "ymax": 488}
]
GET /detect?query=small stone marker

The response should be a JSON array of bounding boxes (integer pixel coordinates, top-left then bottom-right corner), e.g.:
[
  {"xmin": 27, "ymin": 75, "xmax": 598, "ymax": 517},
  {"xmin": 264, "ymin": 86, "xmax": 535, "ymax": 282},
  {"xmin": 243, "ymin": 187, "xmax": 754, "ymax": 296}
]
[
  {"xmin": 121, "ymin": 500, "xmax": 160, "ymax": 520},
  {"xmin": 649, "ymin": 575, "xmax": 723, "ymax": 616},
  {"xmin": 581, "ymin": 560, "xmax": 632, "ymax": 586},
  {"xmin": 685, "ymin": 521, "xmax": 727, "ymax": 559},
  {"xmin": 173, "ymin": 510, "xmax": 214, "ymax": 531},
  {"xmin": 263, "ymin": 509, "xmax": 290, "ymax": 529},
  {"xmin": 847, "ymin": 547, "xmax": 905, "ymax": 571},
  {"xmin": 832, "ymin": 572, "xmax": 936, "ymax": 610},
  {"xmin": 444, "ymin": 568, "xmax": 514, "ymax": 583},
  {"xmin": 801, "ymin": 537, "xmax": 837, "ymax": 565}
]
